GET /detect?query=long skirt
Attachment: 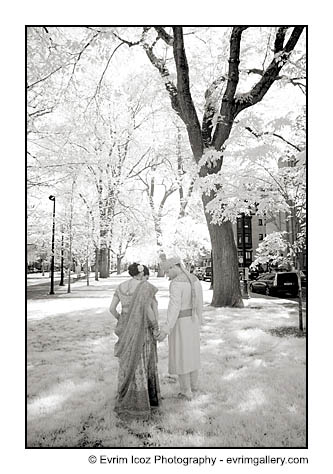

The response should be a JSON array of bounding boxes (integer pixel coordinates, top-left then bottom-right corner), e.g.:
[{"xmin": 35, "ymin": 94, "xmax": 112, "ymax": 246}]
[{"xmin": 115, "ymin": 327, "xmax": 161, "ymax": 419}]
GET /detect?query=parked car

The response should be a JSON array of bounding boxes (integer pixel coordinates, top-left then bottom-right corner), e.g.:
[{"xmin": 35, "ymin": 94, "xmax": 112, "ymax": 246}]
[
  {"xmin": 248, "ymin": 269, "xmax": 259, "ymax": 280},
  {"xmin": 193, "ymin": 267, "xmax": 204, "ymax": 280},
  {"xmin": 300, "ymin": 270, "xmax": 307, "ymax": 288},
  {"xmin": 202, "ymin": 266, "xmax": 212, "ymax": 282},
  {"xmin": 249, "ymin": 272, "xmax": 299, "ymax": 297},
  {"xmin": 27, "ymin": 267, "xmax": 40, "ymax": 274}
]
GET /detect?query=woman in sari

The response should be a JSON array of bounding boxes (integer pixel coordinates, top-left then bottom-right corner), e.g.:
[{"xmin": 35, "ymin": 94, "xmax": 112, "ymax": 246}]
[{"xmin": 109, "ymin": 263, "xmax": 161, "ymax": 419}]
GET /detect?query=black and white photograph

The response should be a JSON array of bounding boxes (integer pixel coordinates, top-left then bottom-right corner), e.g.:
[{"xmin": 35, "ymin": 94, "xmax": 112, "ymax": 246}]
[{"xmin": 26, "ymin": 25, "xmax": 307, "ymax": 450}]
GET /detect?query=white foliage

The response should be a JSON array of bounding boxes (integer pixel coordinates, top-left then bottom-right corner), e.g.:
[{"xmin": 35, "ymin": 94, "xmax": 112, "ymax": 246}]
[
  {"xmin": 198, "ymin": 148, "xmax": 223, "ymax": 169},
  {"xmin": 252, "ymin": 231, "xmax": 290, "ymax": 267},
  {"xmin": 27, "ymin": 26, "xmax": 306, "ymax": 264}
]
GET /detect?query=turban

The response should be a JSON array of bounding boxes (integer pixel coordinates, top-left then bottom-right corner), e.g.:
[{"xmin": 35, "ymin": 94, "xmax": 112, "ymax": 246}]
[
  {"xmin": 163, "ymin": 256, "xmax": 200, "ymax": 322},
  {"xmin": 163, "ymin": 257, "xmax": 182, "ymax": 272}
]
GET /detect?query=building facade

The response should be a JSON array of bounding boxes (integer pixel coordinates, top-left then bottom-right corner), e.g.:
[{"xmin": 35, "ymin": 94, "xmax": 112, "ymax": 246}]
[
  {"xmin": 188, "ymin": 151, "xmax": 307, "ymax": 273},
  {"xmin": 195, "ymin": 215, "xmax": 267, "ymax": 270},
  {"xmin": 233, "ymin": 214, "xmax": 267, "ymax": 269}
]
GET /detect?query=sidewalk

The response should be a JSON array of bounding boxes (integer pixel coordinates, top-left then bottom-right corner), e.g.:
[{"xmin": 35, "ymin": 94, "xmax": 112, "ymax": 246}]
[
  {"xmin": 27, "ymin": 271, "xmax": 307, "ymax": 306},
  {"xmin": 246, "ymin": 292, "xmax": 307, "ymax": 312},
  {"xmin": 27, "ymin": 273, "xmax": 306, "ymax": 324}
]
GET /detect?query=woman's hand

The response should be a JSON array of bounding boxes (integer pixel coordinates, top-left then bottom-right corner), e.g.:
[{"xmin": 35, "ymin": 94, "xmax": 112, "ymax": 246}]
[
  {"xmin": 156, "ymin": 329, "xmax": 167, "ymax": 342},
  {"xmin": 152, "ymin": 327, "xmax": 160, "ymax": 340},
  {"xmin": 110, "ymin": 307, "xmax": 120, "ymax": 319},
  {"xmin": 109, "ymin": 293, "xmax": 120, "ymax": 318}
]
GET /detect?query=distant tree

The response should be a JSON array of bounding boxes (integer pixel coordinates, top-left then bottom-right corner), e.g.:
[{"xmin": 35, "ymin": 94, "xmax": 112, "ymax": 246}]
[
  {"xmin": 172, "ymin": 217, "xmax": 211, "ymax": 267},
  {"xmin": 110, "ymin": 215, "xmax": 141, "ymax": 274},
  {"xmin": 252, "ymin": 231, "xmax": 290, "ymax": 271}
]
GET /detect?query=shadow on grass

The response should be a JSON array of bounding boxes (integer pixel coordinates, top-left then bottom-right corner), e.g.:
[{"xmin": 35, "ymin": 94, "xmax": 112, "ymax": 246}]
[
  {"xmin": 27, "ymin": 299, "xmax": 306, "ymax": 448},
  {"xmin": 27, "ymin": 287, "xmax": 114, "ymax": 301},
  {"xmin": 267, "ymin": 326, "xmax": 307, "ymax": 338}
]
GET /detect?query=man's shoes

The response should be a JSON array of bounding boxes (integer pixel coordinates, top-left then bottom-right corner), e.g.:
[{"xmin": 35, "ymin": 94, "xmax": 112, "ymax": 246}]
[{"xmin": 178, "ymin": 392, "xmax": 192, "ymax": 401}]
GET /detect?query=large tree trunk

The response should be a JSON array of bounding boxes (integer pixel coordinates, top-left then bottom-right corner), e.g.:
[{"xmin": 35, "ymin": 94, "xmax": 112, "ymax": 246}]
[
  {"xmin": 107, "ymin": 247, "xmax": 111, "ymax": 277},
  {"xmin": 203, "ymin": 195, "xmax": 243, "ymax": 307},
  {"xmin": 99, "ymin": 247, "xmax": 108, "ymax": 278},
  {"xmin": 157, "ymin": 248, "xmax": 166, "ymax": 277},
  {"xmin": 95, "ymin": 247, "xmax": 99, "ymax": 281},
  {"xmin": 116, "ymin": 255, "xmax": 123, "ymax": 275}
]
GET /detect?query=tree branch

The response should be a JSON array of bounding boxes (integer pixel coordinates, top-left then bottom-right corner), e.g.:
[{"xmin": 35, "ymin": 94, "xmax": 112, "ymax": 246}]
[
  {"xmin": 137, "ymin": 174, "xmax": 150, "ymax": 192},
  {"xmin": 179, "ymin": 177, "xmax": 195, "ymax": 218},
  {"xmin": 172, "ymin": 27, "xmax": 203, "ymax": 161},
  {"xmin": 27, "ymin": 65, "xmax": 64, "ymax": 90},
  {"xmin": 126, "ymin": 147, "xmax": 151, "ymax": 178},
  {"xmin": 28, "ymin": 105, "xmax": 56, "ymax": 118},
  {"xmin": 289, "ymin": 78, "xmax": 306, "ymax": 94},
  {"xmin": 143, "ymin": 42, "xmax": 182, "ymax": 116},
  {"xmin": 112, "ymin": 31, "xmax": 142, "ymax": 47},
  {"xmin": 245, "ymin": 126, "xmax": 302, "ymax": 152},
  {"xmin": 274, "ymin": 27, "xmax": 289, "ymax": 52},
  {"xmin": 202, "ymin": 75, "xmax": 226, "ymax": 146},
  {"xmin": 212, "ymin": 26, "xmax": 247, "ymax": 151},
  {"xmin": 160, "ymin": 186, "xmax": 177, "ymax": 208},
  {"xmin": 235, "ymin": 26, "xmax": 304, "ymax": 114},
  {"xmin": 154, "ymin": 27, "xmax": 173, "ymax": 45},
  {"xmin": 87, "ymin": 42, "xmax": 125, "ymax": 106},
  {"xmin": 71, "ymin": 31, "xmax": 100, "ymax": 76},
  {"xmin": 246, "ymin": 69, "xmax": 306, "ymax": 94}
]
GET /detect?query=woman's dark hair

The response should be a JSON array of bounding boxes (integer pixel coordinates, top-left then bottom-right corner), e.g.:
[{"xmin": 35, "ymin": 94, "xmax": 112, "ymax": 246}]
[
  {"xmin": 128, "ymin": 263, "xmax": 140, "ymax": 277},
  {"xmin": 128, "ymin": 262, "xmax": 149, "ymax": 277}
]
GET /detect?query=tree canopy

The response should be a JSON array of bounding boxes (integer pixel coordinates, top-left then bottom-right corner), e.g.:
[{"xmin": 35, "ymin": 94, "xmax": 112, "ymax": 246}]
[{"xmin": 27, "ymin": 26, "xmax": 306, "ymax": 305}]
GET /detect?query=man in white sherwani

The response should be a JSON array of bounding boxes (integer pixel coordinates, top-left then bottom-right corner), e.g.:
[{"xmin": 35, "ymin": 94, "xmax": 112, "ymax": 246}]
[{"xmin": 158, "ymin": 257, "xmax": 203, "ymax": 400}]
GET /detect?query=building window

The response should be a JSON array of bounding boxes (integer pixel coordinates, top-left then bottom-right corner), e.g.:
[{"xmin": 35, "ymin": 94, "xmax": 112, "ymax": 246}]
[
  {"xmin": 258, "ymin": 219, "xmax": 263, "ymax": 226},
  {"xmin": 287, "ymin": 158, "xmax": 296, "ymax": 167},
  {"xmin": 236, "ymin": 215, "xmax": 252, "ymax": 248},
  {"xmin": 259, "ymin": 234, "xmax": 264, "ymax": 241}
]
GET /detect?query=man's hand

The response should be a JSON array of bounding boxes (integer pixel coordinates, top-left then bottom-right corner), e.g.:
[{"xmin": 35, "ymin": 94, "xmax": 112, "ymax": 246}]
[{"xmin": 156, "ymin": 329, "xmax": 167, "ymax": 342}]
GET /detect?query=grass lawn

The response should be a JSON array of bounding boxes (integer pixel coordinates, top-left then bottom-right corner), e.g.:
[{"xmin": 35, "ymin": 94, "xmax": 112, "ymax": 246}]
[{"xmin": 27, "ymin": 276, "xmax": 306, "ymax": 447}]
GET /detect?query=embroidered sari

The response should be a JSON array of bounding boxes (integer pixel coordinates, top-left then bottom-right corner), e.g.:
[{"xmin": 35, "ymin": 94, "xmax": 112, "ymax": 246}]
[{"xmin": 114, "ymin": 280, "xmax": 161, "ymax": 419}]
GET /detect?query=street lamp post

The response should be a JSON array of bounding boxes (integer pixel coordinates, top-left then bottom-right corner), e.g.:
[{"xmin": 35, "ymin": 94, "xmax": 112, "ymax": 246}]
[
  {"xmin": 48, "ymin": 195, "xmax": 56, "ymax": 295},
  {"xmin": 241, "ymin": 212, "xmax": 250, "ymax": 299},
  {"xmin": 59, "ymin": 225, "xmax": 65, "ymax": 286},
  {"xmin": 86, "ymin": 211, "xmax": 90, "ymax": 287}
]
